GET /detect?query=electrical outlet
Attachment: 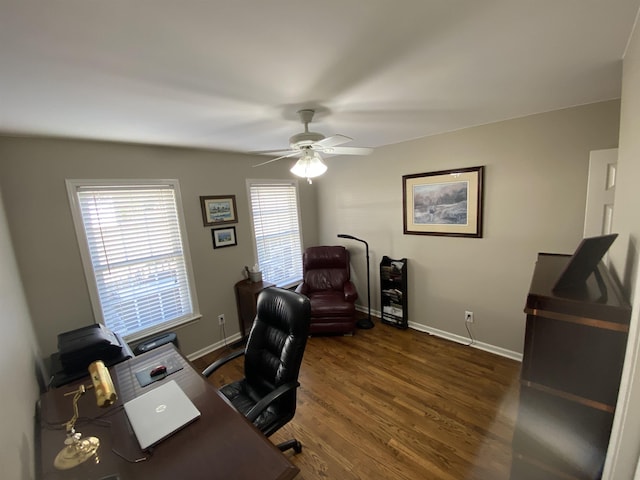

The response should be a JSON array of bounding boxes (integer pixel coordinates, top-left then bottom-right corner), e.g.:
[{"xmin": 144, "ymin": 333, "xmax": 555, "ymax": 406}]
[
  {"xmin": 465, "ymin": 311, "xmax": 474, "ymax": 323},
  {"xmin": 217, "ymin": 314, "xmax": 225, "ymax": 325}
]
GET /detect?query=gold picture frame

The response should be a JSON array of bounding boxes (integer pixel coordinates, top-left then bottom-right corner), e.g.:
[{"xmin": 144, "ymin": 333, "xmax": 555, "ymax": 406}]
[
  {"xmin": 200, "ymin": 195, "xmax": 238, "ymax": 226},
  {"xmin": 402, "ymin": 166, "xmax": 484, "ymax": 238}
]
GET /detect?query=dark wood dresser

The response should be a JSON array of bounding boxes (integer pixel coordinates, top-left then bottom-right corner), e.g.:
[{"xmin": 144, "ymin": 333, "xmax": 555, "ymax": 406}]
[
  {"xmin": 234, "ymin": 279, "xmax": 275, "ymax": 339},
  {"xmin": 511, "ymin": 253, "xmax": 631, "ymax": 479}
]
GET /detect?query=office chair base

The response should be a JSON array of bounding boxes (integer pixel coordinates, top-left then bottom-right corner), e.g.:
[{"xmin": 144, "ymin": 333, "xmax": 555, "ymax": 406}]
[{"xmin": 277, "ymin": 439, "xmax": 302, "ymax": 454}]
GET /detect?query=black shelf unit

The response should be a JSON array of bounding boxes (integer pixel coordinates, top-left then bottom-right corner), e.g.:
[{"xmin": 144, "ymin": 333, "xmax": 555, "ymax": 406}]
[{"xmin": 380, "ymin": 256, "xmax": 408, "ymax": 328}]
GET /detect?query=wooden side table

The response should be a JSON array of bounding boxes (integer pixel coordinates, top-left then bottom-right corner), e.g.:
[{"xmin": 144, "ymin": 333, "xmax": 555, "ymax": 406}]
[{"xmin": 234, "ymin": 279, "xmax": 275, "ymax": 338}]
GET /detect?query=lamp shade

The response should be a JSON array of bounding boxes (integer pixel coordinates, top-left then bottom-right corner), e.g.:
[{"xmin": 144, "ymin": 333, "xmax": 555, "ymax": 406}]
[{"xmin": 290, "ymin": 151, "xmax": 327, "ymax": 178}]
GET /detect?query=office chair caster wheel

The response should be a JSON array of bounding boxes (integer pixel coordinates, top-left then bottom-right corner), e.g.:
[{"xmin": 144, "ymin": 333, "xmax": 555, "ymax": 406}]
[
  {"xmin": 277, "ymin": 439, "xmax": 302, "ymax": 454},
  {"xmin": 293, "ymin": 441, "xmax": 302, "ymax": 454}
]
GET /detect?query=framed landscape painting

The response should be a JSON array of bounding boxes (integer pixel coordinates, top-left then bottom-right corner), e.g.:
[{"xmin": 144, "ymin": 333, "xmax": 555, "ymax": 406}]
[
  {"xmin": 212, "ymin": 226, "xmax": 237, "ymax": 249},
  {"xmin": 200, "ymin": 195, "xmax": 238, "ymax": 226},
  {"xmin": 402, "ymin": 166, "xmax": 484, "ymax": 238}
]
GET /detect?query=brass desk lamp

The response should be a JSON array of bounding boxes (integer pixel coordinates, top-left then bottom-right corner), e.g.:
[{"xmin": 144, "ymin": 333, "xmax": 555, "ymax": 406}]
[{"xmin": 54, "ymin": 360, "xmax": 117, "ymax": 470}]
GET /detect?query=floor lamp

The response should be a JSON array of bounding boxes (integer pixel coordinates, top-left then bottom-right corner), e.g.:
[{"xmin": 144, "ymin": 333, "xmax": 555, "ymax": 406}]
[{"xmin": 337, "ymin": 234, "xmax": 374, "ymax": 329}]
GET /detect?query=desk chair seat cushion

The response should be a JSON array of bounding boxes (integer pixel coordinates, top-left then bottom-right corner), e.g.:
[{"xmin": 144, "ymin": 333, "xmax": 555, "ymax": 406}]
[{"xmin": 220, "ymin": 380, "xmax": 293, "ymax": 436}]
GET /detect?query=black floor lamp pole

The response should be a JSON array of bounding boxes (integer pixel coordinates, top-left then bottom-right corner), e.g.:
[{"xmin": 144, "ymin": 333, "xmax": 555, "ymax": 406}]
[{"xmin": 337, "ymin": 234, "xmax": 374, "ymax": 329}]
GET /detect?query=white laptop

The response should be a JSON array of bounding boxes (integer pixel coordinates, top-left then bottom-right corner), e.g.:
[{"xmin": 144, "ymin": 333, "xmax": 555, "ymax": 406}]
[{"xmin": 123, "ymin": 380, "xmax": 201, "ymax": 450}]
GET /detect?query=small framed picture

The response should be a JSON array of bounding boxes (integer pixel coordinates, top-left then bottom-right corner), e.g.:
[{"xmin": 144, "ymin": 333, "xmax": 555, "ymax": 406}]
[
  {"xmin": 200, "ymin": 195, "xmax": 238, "ymax": 226},
  {"xmin": 212, "ymin": 226, "xmax": 237, "ymax": 249}
]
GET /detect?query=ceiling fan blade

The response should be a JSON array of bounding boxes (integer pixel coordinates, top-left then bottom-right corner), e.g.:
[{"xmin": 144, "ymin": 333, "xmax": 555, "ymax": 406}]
[
  {"xmin": 253, "ymin": 151, "xmax": 301, "ymax": 167},
  {"xmin": 323, "ymin": 146, "xmax": 373, "ymax": 156},
  {"xmin": 314, "ymin": 134, "xmax": 352, "ymax": 148},
  {"xmin": 250, "ymin": 149, "xmax": 296, "ymax": 156}
]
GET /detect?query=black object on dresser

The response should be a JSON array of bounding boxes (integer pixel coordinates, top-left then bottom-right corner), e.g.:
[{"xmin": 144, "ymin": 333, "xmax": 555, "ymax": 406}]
[{"xmin": 511, "ymin": 253, "xmax": 631, "ymax": 480}]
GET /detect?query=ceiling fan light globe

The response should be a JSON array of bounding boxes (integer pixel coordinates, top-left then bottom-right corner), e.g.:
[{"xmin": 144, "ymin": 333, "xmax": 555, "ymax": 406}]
[{"xmin": 290, "ymin": 153, "xmax": 327, "ymax": 179}]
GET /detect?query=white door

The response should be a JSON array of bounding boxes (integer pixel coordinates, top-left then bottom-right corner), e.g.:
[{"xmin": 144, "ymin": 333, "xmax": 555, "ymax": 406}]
[{"xmin": 584, "ymin": 148, "xmax": 618, "ymax": 237}]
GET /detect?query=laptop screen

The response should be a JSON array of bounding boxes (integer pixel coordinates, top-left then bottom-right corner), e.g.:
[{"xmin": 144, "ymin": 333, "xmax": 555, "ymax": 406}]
[{"xmin": 552, "ymin": 233, "xmax": 618, "ymax": 291}]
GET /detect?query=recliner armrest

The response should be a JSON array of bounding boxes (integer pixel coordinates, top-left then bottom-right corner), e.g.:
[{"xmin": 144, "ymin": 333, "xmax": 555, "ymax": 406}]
[
  {"xmin": 295, "ymin": 283, "xmax": 309, "ymax": 295},
  {"xmin": 344, "ymin": 281, "xmax": 358, "ymax": 302},
  {"xmin": 202, "ymin": 349, "xmax": 245, "ymax": 378},
  {"xmin": 245, "ymin": 381, "xmax": 300, "ymax": 422}
]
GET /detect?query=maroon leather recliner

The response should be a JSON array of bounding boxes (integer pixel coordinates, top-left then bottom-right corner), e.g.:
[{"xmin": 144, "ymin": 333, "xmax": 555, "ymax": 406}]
[{"xmin": 295, "ymin": 245, "xmax": 358, "ymax": 334}]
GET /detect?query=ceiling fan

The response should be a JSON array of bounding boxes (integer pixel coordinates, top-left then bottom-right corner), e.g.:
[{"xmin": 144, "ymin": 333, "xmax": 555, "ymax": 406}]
[{"xmin": 252, "ymin": 109, "xmax": 373, "ymax": 183}]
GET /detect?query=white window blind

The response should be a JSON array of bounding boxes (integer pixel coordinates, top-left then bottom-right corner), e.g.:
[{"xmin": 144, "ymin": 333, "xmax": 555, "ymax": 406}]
[
  {"xmin": 248, "ymin": 180, "xmax": 303, "ymax": 287},
  {"xmin": 67, "ymin": 180, "xmax": 199, "ymax": 340}
]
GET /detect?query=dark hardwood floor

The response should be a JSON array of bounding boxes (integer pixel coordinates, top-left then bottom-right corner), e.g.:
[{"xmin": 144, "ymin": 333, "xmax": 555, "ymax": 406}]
[{"xmin": 192, "ymin": 318, "xmax": 521, "ymax": 480}]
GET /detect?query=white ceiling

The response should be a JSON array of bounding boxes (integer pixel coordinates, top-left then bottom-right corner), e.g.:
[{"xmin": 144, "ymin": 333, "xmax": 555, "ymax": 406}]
[{"xmin": 1, "ymin": 0, "xmax": 639, "ymax": 155}]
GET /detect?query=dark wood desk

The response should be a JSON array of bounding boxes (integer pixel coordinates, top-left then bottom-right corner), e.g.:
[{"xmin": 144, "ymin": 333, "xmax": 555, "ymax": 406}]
[
  {"xmin": 37, "ymin": 344, "xmax": 298, "ymax": 480},
  {"xmin": 511, "ymin": 253, "xmax": 630, "ymax": 479}
]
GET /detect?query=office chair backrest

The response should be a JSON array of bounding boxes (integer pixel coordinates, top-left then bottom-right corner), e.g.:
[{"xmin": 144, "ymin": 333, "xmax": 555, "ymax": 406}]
[
  {"xmin": 244, "ymin": 287, "xmax": 311, "ymax": 414},
  {"xmin": 302, "ymin": 245, "xmax": 351, "ymax": 293}
]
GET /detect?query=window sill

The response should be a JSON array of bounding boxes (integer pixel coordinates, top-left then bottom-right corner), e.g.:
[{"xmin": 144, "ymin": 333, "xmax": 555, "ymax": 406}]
[{"xmin": 122, "ymin": 313, "xmax": 202, "ymax": 344}]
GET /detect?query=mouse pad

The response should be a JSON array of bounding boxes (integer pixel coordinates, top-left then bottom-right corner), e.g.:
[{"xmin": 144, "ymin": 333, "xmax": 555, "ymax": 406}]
[{"xmin": 134, "ymin": 354, "xmax": 184, "ymax": 387}]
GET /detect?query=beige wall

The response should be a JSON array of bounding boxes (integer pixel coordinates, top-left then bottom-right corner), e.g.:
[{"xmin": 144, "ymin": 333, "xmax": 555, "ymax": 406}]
[
  {"xmin": 603, "ymin": 15, "xmax": 640, "ymax": 479},
  {"xmin": 317, "ymin": 100, "xmax": 621, "ymax": 355},
  {"xmin": 610, "ymin": 27, "xmax": 640, "ymax": 303},
  {"xmin": 0, "ymin": 99, "xmax": 632, "ymax": 477},
  {"xmin": 0, "ymin": 138, "xmax": 318, "ymax": 359},
  {"xmin": 0, "ymin": 102, "xmax": 622, "ymax": 362},
  {"xmin": 0, "ymin": 186, "xmax": 43, "ymax": 480}
]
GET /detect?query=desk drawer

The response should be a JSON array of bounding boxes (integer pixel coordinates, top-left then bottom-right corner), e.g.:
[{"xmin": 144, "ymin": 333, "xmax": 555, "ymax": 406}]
[{"xmin": 512, "ymin": 387, "xmax": 611, "ymax": 479}]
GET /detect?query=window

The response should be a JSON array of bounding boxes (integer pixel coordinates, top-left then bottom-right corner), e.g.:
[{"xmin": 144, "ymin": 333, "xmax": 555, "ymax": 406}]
[
  {"xmin": 247, "ymin": 179, "xmax": 303, "ymax": 287},
  {"xmin": 66, "ymin": 179, "xmax": 199, "ymax": 340}
]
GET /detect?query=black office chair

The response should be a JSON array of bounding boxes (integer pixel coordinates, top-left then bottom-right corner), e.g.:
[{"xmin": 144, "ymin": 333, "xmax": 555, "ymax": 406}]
[{"xmin": 202, "ymin": 287, "xmax": 311, "ymax": 453}]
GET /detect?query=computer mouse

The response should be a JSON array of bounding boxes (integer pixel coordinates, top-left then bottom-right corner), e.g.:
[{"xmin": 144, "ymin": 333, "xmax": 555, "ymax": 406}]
[{"xmin": 150, "ymin": 365, "xmax": 167, "ymax": 377}]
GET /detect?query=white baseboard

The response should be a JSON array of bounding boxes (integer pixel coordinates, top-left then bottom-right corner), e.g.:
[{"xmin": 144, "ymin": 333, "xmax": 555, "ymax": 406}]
[
  {"xmin": 408, "ymin": 322, "xmax": 523, "ymax": 362},
  {"xmin": 191, "ymin": 309, "xmax": 522, "ymax": 363},
  {"xmin": 356, "ymin": 305, "xmax": 523, "ymax": 362},
  {"xmin": 186, "ymin": 332, "xmax": 242, "ymax": 362}
]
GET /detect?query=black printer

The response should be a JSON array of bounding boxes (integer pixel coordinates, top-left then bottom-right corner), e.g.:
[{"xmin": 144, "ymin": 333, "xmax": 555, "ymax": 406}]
[{"xmin": 49, "ymin": 324, "xmax": 133, "ymax": 388}]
